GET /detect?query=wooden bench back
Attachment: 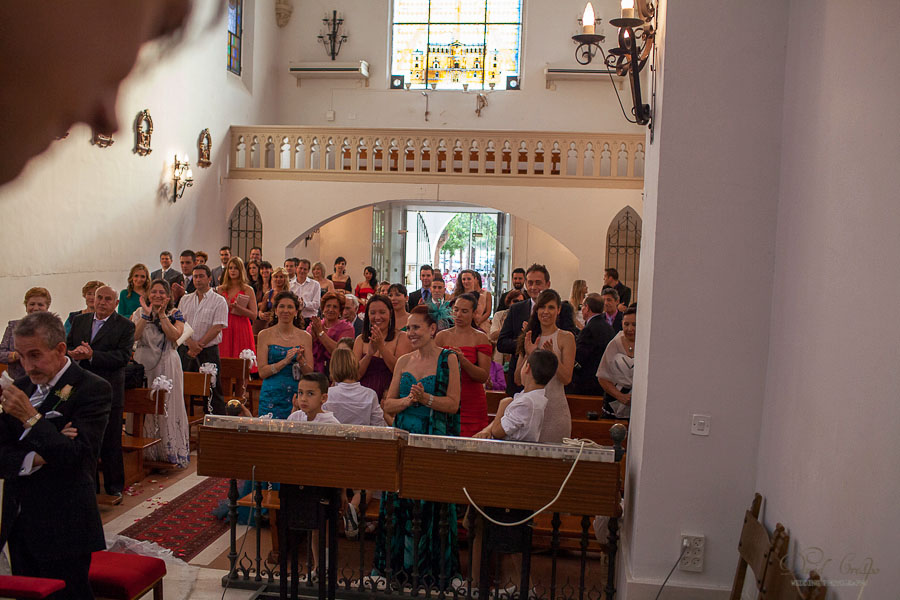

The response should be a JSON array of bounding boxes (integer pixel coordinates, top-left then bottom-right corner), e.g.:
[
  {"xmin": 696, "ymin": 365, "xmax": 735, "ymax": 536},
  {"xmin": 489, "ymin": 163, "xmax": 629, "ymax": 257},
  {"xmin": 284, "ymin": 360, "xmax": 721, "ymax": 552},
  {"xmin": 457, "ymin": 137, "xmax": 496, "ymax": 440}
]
[{"xmin": 219, "ymin": 357, "xmax": 251, "ymax": 399}]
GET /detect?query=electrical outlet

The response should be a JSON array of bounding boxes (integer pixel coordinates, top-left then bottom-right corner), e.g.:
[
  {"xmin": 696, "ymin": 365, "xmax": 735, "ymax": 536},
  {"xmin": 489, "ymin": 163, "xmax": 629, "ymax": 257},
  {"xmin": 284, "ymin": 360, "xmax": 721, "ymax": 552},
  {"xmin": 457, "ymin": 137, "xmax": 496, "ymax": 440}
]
[{"xmin": 679, "ymin": 534, "xmax": 705, "ymax": 572}]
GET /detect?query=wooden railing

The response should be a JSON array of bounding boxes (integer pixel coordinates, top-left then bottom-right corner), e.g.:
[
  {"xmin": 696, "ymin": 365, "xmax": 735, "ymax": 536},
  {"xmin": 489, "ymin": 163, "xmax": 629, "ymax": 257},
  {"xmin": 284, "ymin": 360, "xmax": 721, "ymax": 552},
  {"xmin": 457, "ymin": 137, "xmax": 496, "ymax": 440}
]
[{"xmin": 228, "ymin": 126, "xmax": 645, "ymax": 187}]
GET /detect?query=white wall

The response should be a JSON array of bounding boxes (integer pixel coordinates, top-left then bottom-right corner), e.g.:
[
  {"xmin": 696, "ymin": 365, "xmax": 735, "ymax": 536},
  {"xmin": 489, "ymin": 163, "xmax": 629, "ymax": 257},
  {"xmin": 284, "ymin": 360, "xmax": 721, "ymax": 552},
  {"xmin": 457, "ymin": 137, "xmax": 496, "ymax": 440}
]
[
  {"xmin": 0, "ymin": 1, "xmax": 279, "ymax": 323},
  {"xmin": 273, "ymin": 0, "xmax": 645, "ymax": 133},
  {"xmin": 754, "ymin": 1, "xmax": 900, "ymax": 598},
  {"xmin": 622, "ymin": 0, "xmax": 787, "ymax": 596},
  {"xmin": 223, "ymin": 179, "xmax": 642, "ymax": 296},
  {"xmin": 286, "ymin": 205, "xmax": 375, "ymax": 282}
]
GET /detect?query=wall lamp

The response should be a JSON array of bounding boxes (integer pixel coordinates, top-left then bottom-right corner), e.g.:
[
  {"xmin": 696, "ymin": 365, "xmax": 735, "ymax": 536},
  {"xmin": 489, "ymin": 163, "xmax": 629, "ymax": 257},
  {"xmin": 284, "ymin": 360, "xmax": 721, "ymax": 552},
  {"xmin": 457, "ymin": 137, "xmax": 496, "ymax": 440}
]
[
  {"xmin": 607, "ymin": 0, "xmax": 656, "ymax": 126},
  {"xmin": 572, "ymin": 2, "xmax": 605, "ymax": 65},
  {"xmin": 172, "ymin": 154, "xmax": 193, "ymax": 202},
  {"xmin": 572, "ymin": 1, "xmax": 656, "ymax": 129}
]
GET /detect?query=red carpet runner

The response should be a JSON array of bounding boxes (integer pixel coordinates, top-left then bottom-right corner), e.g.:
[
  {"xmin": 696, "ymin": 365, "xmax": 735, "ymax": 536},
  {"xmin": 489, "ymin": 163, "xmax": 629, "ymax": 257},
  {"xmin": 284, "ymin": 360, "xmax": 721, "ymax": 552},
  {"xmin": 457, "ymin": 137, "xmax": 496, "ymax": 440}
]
[{"xmin": 119, "ymin": 477, "xmax": 231, "ymax": 561}]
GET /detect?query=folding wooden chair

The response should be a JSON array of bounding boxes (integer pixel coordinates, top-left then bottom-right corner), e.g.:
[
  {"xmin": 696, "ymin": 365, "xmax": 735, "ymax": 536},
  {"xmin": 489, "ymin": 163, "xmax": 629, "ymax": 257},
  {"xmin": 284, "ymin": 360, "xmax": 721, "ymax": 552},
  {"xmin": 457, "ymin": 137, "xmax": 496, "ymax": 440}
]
[
  {"xmin": 730, "ymin": 493, "xmax": 783, "ymax": 599},
  {"xmin": 765, "ymin": 527, "xmax": 826, "ymax": 600}
]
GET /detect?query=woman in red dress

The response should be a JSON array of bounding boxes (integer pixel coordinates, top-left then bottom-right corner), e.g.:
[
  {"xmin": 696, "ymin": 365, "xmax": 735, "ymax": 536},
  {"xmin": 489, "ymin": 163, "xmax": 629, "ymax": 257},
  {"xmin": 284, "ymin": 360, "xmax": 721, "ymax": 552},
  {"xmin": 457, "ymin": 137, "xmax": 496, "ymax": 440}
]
[
  {"xmin": 217, "ymin": 256, "xmax": 258, "ymax": 362},
  {"xmin": 353, "ymin": 265, "xmax": 378, "ymax": 315},
  {"xmin": 435, "ymin": 292, "xmax": 492, "ymax": 437}
]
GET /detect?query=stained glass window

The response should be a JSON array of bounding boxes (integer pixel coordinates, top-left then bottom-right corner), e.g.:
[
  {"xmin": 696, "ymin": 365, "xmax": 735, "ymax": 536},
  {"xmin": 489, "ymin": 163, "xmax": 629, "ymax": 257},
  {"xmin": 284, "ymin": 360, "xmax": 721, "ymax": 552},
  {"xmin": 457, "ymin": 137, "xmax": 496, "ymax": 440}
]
[
  {"xmin": 227, "ymin": 0, "xmax": 242, "ymax": 75},
  {"xmin": 391, "ymin": 0, "xmax": 522, "ymax": 91}
]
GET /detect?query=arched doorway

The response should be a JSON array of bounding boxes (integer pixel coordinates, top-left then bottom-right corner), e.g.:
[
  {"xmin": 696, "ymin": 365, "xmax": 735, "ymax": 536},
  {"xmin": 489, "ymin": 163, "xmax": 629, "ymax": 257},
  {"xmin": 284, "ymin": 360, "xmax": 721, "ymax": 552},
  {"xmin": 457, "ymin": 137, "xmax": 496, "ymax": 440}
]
[{"xmin": 228, "ymin": 197, "xmax": 262, "ymax": 261}]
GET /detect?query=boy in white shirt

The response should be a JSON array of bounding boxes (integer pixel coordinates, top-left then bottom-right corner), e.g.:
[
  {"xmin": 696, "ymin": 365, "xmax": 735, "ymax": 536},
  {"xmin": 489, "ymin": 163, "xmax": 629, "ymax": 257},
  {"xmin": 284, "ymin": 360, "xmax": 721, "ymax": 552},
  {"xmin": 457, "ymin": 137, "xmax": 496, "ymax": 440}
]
[
  {"xmin": 322, "ymin": 348, "xmax": 386, "ymax": 427},
  {"xmin": 474, "ymin": 348, "xmax": 558, "ymax": 442},
  {"xmin": 287, "ymin": 373, "xmax": 340, "ymax": 424},
  {"xmin": 322, "ymin": 348, "xmax": 385, "ymax": 538}
]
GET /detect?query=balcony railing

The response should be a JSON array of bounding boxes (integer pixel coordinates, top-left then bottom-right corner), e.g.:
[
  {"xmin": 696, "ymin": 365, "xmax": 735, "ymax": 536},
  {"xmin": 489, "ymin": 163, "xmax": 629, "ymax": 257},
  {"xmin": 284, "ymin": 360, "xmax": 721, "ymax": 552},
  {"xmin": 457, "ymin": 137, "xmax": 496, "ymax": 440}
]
[{"xmin": 229, "ymin": 126, "xmax": 645, "ymax": 187}]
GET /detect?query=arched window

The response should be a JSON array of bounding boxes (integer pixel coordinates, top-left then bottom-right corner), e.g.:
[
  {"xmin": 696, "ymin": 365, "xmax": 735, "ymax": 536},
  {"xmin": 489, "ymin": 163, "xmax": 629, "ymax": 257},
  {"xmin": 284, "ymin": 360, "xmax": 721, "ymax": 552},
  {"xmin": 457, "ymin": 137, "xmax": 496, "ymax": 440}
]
[
  {"xmin": 606, "ymin": 207, "xmax": 642, "ymax": 303},
  {"xmin": 229, "ymin": 198, "xmax": 262, "ymax": 260}
]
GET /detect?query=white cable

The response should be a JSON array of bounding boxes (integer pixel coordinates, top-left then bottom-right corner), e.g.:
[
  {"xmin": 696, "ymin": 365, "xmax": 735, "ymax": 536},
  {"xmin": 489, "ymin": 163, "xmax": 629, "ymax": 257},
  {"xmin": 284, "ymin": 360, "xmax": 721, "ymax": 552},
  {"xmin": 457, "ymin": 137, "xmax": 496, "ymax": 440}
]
[{"xmin": 463, "ymin": 438, "xmax": 602, "ymax": 527}]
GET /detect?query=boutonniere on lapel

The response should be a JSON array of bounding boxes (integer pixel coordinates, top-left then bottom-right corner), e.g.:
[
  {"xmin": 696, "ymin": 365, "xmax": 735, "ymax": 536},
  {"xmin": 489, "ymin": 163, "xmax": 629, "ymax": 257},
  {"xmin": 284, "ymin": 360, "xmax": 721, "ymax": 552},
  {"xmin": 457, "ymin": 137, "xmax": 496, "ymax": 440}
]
[{"xmin": 49, "ymin": 384, "xmax": 74, "ymax": 411}]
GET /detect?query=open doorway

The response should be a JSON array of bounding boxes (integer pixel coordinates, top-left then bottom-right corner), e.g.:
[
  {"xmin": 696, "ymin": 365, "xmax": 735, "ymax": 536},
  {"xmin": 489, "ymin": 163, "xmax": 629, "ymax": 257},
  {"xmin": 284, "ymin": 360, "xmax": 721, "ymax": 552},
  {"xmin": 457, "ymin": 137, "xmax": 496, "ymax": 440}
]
[{"xmin": 400, "ymin": 206, "xmax": 511, "ymax": 303}]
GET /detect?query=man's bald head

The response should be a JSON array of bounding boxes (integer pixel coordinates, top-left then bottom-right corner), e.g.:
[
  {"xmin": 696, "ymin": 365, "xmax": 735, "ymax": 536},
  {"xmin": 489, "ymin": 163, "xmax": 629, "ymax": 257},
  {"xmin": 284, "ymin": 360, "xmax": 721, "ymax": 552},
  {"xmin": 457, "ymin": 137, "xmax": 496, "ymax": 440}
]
[{"xmin": 93, "ymin": 286, "xmax": 119, "ymax": 319}]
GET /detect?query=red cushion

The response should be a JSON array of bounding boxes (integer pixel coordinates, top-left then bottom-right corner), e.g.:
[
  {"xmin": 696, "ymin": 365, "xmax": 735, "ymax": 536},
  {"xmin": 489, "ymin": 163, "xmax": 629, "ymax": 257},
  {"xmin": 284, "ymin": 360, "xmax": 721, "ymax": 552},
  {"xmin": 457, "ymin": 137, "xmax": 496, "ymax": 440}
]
[
  {"xmin": 89, "ymin": 551, "xmax": 167, "ymax": 599},
  {"xmin": 0, "ymin": 575, "xmax": 66, "ymax": 598}
]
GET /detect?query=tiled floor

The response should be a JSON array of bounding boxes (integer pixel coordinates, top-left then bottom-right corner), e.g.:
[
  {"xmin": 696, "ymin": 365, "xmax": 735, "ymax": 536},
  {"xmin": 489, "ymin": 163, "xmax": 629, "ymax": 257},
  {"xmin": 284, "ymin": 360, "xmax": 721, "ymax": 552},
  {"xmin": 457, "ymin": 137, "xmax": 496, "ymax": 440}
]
[{"xmin": 101, "ymin": 456, "xmax": 258, "ymax": 599}]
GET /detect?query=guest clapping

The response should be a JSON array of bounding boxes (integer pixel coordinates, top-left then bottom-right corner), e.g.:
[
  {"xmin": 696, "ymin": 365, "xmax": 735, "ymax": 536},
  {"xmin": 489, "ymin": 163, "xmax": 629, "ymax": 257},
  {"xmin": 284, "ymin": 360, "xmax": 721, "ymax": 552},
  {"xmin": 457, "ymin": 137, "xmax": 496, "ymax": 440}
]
[
  {"xmin": 353, "ymin": 294, "xmax": 411, "ymax": 402},
  {"xmin": 257, "ymin": 292, "xmax": 313, "ymax": 419},
  {"xmin": 132, "ymin": 280, "xmax": 189, "ymax": 467},
  {"xmin": 307, "ymin": 292, "xmax": 354, "ymax": 375}
]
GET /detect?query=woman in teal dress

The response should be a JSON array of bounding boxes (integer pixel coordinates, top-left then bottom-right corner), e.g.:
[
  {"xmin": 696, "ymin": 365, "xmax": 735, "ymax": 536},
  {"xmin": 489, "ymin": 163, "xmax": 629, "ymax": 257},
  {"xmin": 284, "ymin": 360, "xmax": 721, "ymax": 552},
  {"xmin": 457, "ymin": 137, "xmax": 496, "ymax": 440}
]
[
  {"xmin": 256, "ymin": 291, "xmax": 313, "ymax": 418},
  {"xmin": 375, "ymin": 304, "xmax": 462, "ymax": 585},
  {"xmin": 118, "ymin": 263, "xmax": 149, "ymax": 317}
]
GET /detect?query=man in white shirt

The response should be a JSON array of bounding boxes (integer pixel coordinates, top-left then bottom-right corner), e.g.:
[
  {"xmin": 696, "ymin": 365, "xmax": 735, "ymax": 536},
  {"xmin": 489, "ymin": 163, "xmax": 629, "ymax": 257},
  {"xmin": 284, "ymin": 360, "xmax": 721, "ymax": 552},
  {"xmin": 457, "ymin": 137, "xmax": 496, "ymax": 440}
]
[
  {"xmin": 283, "ymin": 258, "xmax": 299, "ymax": 284},
  {"xmin": 290, "ymin": 259, "xmax": 320, "ymax": 321},
  {"xmin": 474, "ymin": 348, "xmax": 557, "ymax": 442},
  {"xmin": 178, "ymin": 264, "xmax": 229, "ymax": 414}
]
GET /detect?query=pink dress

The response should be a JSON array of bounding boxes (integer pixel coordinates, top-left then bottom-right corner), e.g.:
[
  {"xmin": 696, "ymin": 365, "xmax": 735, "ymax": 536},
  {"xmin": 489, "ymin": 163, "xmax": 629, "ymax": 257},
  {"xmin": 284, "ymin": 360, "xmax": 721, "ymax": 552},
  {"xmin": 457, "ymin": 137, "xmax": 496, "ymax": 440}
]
[{"xmin": 220, "ymin": 290, "xmax": 257, "ymax": 368}]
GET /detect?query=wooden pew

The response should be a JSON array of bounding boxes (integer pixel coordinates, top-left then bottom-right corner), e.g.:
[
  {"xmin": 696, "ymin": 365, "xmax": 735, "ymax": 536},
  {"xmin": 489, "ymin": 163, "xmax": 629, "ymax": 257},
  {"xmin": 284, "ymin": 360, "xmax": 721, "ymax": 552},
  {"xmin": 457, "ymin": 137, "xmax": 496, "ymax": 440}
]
[
  {"xmin": 183, "ymin": 371, "xmax": 213, "ymax": 419},
  {"xmin": 121, "ymin": 388, "xmax": 165, "ymax": 486},
  {"xmin": 219, "ymin": 357, "xmax": 252, "ymax": 401},
  {"xmin": 566, "ymin": 393, "xmax": 607, "ymax": 420}
]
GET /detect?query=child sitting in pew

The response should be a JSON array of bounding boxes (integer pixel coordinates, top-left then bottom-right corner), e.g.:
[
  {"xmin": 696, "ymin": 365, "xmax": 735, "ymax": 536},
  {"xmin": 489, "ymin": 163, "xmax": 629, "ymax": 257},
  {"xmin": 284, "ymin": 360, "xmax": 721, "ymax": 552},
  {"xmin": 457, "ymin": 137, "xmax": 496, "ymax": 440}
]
[
  {"xmin": 321, "ymin": 348, "xmax": 386, "ymax": 427},
  {"xmin": 321, "ymin": 347, "xmax": 386, "ymax": 538},
  {"xmin": 287, "ymin": 372, "xmax": 340, "ymax": 423},
  {"xmin": 473, "ymin": 348, "xmax": 558, "ymax": 442}
]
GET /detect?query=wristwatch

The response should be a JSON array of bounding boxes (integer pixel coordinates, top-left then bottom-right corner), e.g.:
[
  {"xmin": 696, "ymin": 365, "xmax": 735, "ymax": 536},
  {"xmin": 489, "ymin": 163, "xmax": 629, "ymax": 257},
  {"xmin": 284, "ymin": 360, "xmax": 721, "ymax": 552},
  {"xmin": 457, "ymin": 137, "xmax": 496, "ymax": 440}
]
[{"xmin": 24, "ymin": 413, "xmax": 42, "ymax": 429}]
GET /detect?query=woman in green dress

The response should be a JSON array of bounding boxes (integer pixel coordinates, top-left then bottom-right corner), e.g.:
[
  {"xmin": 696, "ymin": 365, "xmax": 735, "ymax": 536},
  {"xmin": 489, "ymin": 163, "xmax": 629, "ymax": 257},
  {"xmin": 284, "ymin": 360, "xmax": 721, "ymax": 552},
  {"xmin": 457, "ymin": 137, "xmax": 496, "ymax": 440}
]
[{"xmin": 375, "ymin": 304, "xmax": 461, "ymax": 585}]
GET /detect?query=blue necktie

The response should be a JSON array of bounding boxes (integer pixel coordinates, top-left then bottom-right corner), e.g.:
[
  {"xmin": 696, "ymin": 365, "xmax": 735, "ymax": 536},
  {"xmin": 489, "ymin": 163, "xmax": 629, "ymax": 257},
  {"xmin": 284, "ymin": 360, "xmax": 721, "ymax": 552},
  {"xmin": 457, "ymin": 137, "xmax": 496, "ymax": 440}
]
[
  {"xmin": 91, "ymin": 319, "xmax": 104, "ymax": 341},
  {"xmin": 30, "ymin": 384, "xmax": 50, "ymax": 408}
]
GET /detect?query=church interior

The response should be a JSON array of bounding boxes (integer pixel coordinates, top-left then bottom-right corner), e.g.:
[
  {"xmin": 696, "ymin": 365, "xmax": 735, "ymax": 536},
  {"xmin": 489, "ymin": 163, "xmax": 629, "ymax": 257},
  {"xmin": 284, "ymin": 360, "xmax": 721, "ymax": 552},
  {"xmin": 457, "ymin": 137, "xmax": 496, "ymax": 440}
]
[{"xmin": 0, "ymin": 0, "xmax": 897, "ymax": 599}]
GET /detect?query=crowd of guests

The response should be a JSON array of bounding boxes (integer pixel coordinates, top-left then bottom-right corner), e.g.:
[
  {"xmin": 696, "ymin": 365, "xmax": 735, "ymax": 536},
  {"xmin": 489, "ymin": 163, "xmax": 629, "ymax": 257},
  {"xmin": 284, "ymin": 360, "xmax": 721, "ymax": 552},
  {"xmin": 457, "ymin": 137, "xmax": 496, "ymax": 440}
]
[{"xmin": 0, "ymin": 247, "xmax": 637, "ymax": 582}]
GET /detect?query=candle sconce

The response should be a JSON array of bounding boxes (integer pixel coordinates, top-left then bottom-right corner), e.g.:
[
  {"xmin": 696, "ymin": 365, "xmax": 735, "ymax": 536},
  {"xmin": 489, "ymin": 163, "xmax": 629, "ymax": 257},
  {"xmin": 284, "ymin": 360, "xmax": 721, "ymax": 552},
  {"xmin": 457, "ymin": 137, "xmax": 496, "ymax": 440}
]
[
  {"xmin": 172, "ymin": 154, "xmax": 193, "ymax": 202},
  {"xmin": 318, "ymin": 10, "xmax": 347, "ymax": 60},
  {"xmin": 572, "ymin": 2, "xmax": 605, "ymax": 65}
]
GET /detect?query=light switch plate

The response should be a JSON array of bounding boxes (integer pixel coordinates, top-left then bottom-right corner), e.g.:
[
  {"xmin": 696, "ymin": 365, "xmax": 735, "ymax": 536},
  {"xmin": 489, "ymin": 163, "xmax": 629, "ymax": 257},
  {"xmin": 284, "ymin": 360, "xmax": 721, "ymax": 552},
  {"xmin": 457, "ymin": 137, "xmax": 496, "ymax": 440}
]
[{"xmin": 691, "ymin": 414, "xmax": 711, "ymax": 436}]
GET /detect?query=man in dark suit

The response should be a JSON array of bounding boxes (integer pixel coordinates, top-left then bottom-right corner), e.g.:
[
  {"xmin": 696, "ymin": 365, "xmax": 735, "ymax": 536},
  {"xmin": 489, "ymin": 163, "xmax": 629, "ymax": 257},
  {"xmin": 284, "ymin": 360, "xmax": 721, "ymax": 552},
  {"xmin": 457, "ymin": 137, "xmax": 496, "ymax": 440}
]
[
  {"xmin": 211, "ymin": 246, "xmax": 231, "ymax": 286},
  {"xmin": 407, "ymin": 264, "xmax": 434, "ymax": 310},
  {"xmin": 342, "ymin": 295, "xmax": 364, "ymax": 337},
  {"xmin": 497, "ymin": 263, "xmax": 576, "ymax": 395},
  {"xmin": 600, "ymin": 288, "xmax": 624, "ymax": 333},
  {"xmin": 567, "ymin": 293, "xmax": 615, "ymax": 396},
  {"xmin": 150, "ymin": 250, "xmax": 185, "ymax": 287},
  {"xmin": 67, "ymin": 285, "xmax": 134, "ymax": 498},
  {"xmin": 0, "ymin": 312, "xmax": 110, "ymax": 598},
  {"xmin": 603, "ymin": 268, "xmax": 632, "ymax": 311},
  {"xmin": 173, "ymin": 249, "xmax": 197, "ymax": 306}
]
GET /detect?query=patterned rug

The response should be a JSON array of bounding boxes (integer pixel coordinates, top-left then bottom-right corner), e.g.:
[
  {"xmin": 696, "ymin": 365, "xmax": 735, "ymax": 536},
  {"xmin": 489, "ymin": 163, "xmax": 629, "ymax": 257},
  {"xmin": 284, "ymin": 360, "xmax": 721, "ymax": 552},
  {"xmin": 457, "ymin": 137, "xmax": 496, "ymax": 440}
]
[{"xmin": 119, "ymin": 477, "xmax": 231, "ymax": 561}]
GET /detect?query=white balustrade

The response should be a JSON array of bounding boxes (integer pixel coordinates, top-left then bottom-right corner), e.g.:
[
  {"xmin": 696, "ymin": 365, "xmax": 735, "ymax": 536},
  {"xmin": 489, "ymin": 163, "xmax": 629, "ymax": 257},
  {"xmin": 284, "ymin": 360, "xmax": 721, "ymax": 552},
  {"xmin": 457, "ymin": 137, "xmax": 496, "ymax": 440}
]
[{"xmin": 229, "ymin": 126, "xmax": 644, "ymax": 187}]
